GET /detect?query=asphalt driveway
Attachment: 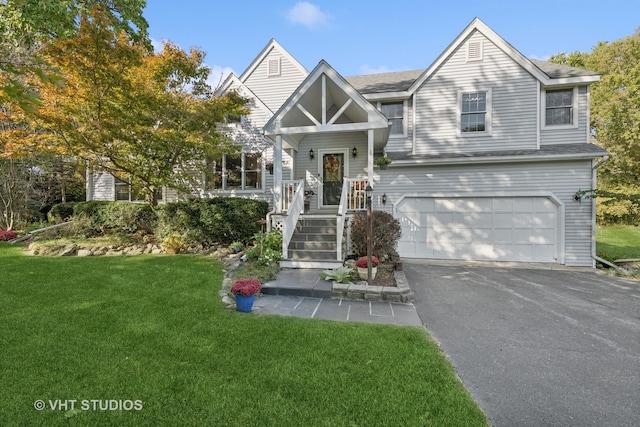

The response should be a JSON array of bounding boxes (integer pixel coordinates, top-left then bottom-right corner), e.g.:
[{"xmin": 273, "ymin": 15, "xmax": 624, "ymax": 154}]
[{"xmin": 404, "ymin": 261, "xmax": 640, "ymax": 427}]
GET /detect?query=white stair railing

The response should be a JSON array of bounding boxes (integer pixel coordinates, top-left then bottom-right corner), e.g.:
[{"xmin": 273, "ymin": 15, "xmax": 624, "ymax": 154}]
[
  {"xmin": 336, "ymin": 180, "xmax": 351, "ymax": 260},
  {"xmin": 346, "ymin": 178, "xmax": 368, "ymax": 211},
  {"xmin": 281, "ymin": 179, "xmax": 305, "ymax": 259}
]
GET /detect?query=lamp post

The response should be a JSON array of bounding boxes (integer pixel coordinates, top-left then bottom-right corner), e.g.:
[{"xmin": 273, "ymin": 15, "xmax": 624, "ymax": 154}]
[{"xmin": 365, "ymin": 184, "xmax": 373, "ymax": 286}]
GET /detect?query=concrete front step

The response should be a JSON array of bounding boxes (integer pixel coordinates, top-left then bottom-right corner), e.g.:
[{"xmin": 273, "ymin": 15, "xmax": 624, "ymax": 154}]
[
  {"xmin": 288, "ymin": 249, "xmax": 338, "ymax": 260},
  {"xmin": 280, "ymin": 260, "xmax": 344, "ymax": 269},
  {"xmin": 288, "ymin": 240, "xmax": 337, "ymax": 250}
]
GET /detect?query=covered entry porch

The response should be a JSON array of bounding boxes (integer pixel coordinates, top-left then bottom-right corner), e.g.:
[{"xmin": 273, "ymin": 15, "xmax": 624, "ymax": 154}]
[{"xmin": 262, "ymin": 60, "xmax": 390, "ymax": 267}]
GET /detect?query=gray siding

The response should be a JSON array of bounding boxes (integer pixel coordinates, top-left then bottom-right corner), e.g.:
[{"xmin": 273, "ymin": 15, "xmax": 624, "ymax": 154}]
[
  {"xmin": 540, "ymin": 86, "xmax": 590, "ymax": 145},
  {"xmin": 373, "ymin": 160, "xmax": 594, "ymax": 266},
  {"xmin": 294, "ymin": 132, "xmax": 368, "ymax": 208},
  {"xmin": 411, "ymin": 31, "xmax": 539, "ymax": 155},
  {"xmin": 243, "ymin": 45, "xmax": 307, "ymax": 113},
  {"xmin": 92, "ymin": 172, "xmax": 114, "ymax": 201}
]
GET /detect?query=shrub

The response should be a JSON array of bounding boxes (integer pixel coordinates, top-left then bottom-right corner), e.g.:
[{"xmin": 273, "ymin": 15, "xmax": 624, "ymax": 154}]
[
  {"xmin": 0, "ymin": 229, "xmax": 17, "ymax": 241},
  {"xmin": 245, "ymin": 230, "xmax": 283, "ymax": 265},
  {"xmin": 155, "ymin": 198, "xmax": 269, "ymax": 245},
  {"xmin": 47, "ymin": 203, "xmax": 76, "ymax": 223},
  {"xmin": 350, "ymin": 210, "xmax": 402, "ymax": 259},
  {"xmin": 102, "ymin": 202, "xmax": 155, "ymax": 233}
]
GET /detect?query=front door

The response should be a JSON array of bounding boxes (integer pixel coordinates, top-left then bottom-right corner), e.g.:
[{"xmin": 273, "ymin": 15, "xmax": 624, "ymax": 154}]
[{"xmin": 321, "ymin": 152, "xmax": 345, "ymax": 206}]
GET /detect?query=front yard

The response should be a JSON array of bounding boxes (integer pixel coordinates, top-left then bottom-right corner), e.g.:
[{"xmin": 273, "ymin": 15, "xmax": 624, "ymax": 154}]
[{"xmin": 0, "ymin": 244, "xmax": 487, "ymax": 426}]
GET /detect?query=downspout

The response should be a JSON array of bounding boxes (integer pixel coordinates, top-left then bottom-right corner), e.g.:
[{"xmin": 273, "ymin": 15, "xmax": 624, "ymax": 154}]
[{"xmin": 591, "ymin": 154, "xmax": 609, "ymax": 266}]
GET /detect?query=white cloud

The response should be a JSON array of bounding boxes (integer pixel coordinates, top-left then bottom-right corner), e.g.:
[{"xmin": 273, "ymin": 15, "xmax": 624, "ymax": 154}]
[
  {"xmin": 208, "ymin": 65, "xmax": 234, "ymax": 90},
  {"xmin": 359, "ymin": 65, "xmax": 392, "ymax": 75},
  {"xmin": 286, "ymin": 2, "xmax": 329, "ymax": 30}
]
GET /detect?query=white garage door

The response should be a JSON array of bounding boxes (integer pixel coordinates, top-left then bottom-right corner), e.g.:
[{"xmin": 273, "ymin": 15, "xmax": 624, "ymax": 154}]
[{"xmin": 397, "ymin": 196, "xmax": 557, "ymax": 263}]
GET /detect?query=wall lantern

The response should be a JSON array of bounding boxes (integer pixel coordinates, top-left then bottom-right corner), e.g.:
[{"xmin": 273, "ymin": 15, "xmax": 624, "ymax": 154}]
[
  {"xmin": 382, "ymin": 193, "xmax": 387, "ymax": 206},
  {"xmin": 309, "ymin": 149, "xmax": 314, "ymax": 160},
  {"xmin": 352, "ymin": 147, "xmax": 358, "ymax": 158}
]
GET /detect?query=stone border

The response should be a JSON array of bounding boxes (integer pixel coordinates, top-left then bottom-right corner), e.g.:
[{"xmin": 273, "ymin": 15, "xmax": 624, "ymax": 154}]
[{"xmin": 331, "ymin": 269, "xmax": 414, "ymax": 303}]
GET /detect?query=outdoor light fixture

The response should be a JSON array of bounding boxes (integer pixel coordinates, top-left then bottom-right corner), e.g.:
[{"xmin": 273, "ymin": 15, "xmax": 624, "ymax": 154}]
[
  {"xmin": 382, "ymin": 193, "xmax": 387, "ymax": 205},
  {"xmin": 309, "ymin": 148, "xmax": 314, "ymax": 160},
  {"xmin": 352, "ymin": 147, "xmax": 358, "ymax": 158}
]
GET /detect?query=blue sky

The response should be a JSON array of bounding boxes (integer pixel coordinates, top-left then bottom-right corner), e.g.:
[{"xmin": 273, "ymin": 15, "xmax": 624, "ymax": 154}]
[{"xmin": 144, "ymin": 1, "xmax": 640, "ymax": 85}]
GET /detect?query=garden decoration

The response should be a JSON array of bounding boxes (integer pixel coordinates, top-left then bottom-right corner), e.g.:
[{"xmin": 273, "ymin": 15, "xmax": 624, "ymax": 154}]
[{"xmin": 231, "ymin": 278, "xmax": 262, "ymax": 312}]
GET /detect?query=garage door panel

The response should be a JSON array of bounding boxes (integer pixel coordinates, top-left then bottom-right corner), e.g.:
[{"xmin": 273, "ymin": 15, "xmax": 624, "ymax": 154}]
[{"xmin": 397, "ymin": 196, "xmax": 558, "ymax": 263}]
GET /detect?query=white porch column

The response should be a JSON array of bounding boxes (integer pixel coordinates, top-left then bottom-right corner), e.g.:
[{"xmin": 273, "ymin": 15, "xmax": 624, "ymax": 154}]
[
  {"xmin": 274, "ymin": 134, "xmax": 283, "ymax": 213},
  {"xmin": 367, "ymin": 129, "xmax": 374, "ymax": 185}
]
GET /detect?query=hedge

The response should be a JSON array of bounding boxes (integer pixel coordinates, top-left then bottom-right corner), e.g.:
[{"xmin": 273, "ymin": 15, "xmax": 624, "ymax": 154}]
[{"xmin": 154, "ymin": 198, "xmax": 269, "ymax": 245}]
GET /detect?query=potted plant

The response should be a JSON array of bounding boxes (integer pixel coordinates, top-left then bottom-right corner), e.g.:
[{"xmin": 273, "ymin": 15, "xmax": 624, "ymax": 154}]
[
  {"xmin": 355, "ymin": 256, "xmax": 380, "ymax": 281},
  {"xmin": 230, "ymin": 278, "xmax": 262, "ymax": 312},
  {"xmin": 161, "ymin": 233, "xmax": 185, "ymax": 254},
  {"xmin": 374, "ymin": 156, "xmax": 392, "ymax": 170},
  {"xmin": 228, "ymin": 241, "xmax": 243, "ymax": 254},
  {"xmin": 265, "ymin": 162, "xmax": 274, "ymax": 174}
]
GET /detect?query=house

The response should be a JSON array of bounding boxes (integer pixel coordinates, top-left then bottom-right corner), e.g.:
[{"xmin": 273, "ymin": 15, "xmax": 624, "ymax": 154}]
[{"xmin": 88, "ymin": 18, "xmax": 606, "ymax": 268}]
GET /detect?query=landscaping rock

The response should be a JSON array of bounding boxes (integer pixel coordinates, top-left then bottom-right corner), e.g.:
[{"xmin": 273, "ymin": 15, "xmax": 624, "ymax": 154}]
[{"xmin": 59, "ymin": 244, "xmax": 77, "ymax": 256}]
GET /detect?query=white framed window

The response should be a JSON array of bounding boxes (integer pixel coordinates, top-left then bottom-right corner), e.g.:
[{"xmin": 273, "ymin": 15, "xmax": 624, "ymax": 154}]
[
  {"xmin": 379, "ymin": 101, "xmax": 407, "ymax": 137},
  {"xmin": 206, "ymin": 152, "xmax": 262, "ymax": 191},
  {"xmin": 267, "ymin": 57, "xmax": 281, "ymax": 77},
  {"xmin": 114, "ymin": 176, "xmax": 157, "ymax": 202},
  {"xmin": 458, "ymin": 89, "xmax": 491, "ymax": 135},
  {"xmin": 543, "ymin": 88, "xmax": 577, "ymax": 128}
]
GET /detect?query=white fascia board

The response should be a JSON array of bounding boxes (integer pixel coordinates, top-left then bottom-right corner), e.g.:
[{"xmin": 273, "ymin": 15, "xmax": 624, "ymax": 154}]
[
  {"xmin": 390, "ymin": 152, "xmax": 606, "ymax": 167},
  {"xmin": 220, "ymin": 74, "xmax": 274, "ymax": 117},
  {"xmin": 239, "ymin": 39, "xmax": 308, "ymax": 83}
]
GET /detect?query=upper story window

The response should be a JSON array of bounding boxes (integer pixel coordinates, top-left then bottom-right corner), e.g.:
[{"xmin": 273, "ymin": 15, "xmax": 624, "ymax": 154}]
[
  {"xmin": 380, "ymin": 102, "xmax": 405, "ymax": 136},
  {"xmin": 545, "ymin": 89, "xmax": 574, "ymax": 126},
  {"xmin": 206, "ymin": 152, "xmax": 262, "ymax": 191},
  {"xmin": 461, "ymin": 91, "xmax": 487, "ymax": 133}
]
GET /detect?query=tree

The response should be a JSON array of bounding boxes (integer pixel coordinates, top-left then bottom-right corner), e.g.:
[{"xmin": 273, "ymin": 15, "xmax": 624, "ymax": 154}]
[
  {"xmin": 550, "ymin": 29, "xmax": 640, "ymax": 224},
  {"xmin": 0, "ymin": 0, "xmax": 149, "ymax": 110},
  {"xmin": 12, "ymin": 7, "xmax": 248, "ymax": 206}
]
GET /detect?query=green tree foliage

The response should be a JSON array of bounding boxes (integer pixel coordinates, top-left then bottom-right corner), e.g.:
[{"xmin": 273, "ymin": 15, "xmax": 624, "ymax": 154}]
[
  {"xmin": 12, "ymin": 7, "xmax": 248, "ymax": 205},
  {"xmin": 551, "ymin": 28, "xmax": 640, "ymax": 224},
  {"xmin": 0, "ymin": 0, "xmax": 149, "ymax": 110}
]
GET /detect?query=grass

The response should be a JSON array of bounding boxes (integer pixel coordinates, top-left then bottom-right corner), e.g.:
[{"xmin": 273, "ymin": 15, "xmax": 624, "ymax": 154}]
[
  {"xmin": 0, "ymin": 244, "xmax": 487, "ymax": 426},
  {"xmin": 596, "ymin": 225, "xmax": 640, "ymax": 261}
]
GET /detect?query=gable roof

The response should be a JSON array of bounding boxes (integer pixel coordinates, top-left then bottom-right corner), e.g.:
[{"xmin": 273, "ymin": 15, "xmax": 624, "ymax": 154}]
[
  {"xmin": 263, "ymin": 60, "xmax": 391, "ymax": 149},
  {"xmin": 239, "ymin": 39, "xmax": 308, "ymax": 83},
  {"xmin": 530, "ymin": 59, "xmax": 600, "ymax": 79},
  {"xmin": 408, "ymin": 18, "xmax": 600, "ymax": 93}
]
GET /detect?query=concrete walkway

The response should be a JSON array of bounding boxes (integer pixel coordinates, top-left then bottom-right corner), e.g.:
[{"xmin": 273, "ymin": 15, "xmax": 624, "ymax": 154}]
[{"xmin": 255, "ymin": 268, "xmax": 423, "ymax": 326}]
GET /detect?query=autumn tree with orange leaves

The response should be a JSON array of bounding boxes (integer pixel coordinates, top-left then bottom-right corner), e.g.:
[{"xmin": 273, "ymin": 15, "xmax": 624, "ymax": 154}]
[{"xmin": 4, "ymin": 6, "xmax": 248, "ymax": 206}]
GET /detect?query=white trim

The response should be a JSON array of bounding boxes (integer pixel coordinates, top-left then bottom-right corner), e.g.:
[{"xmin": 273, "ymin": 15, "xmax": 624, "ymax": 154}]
[
  {"xmin": 408, "ymin": 18, "xmax": 599, "ymax": 95},
  {"xmin": 238, "ymin": 39, "xmax": 307, "ymax": 83},
  {"xmin": 457, "ymin": 88, "xmax": 492, "ymax": 136},
  {"xmin": 392, "ymin": 191, "xmax": 565, "ymax": 264},
  {"xmin": 378, "ymin": 100, "xmax": 408, "ymax": 138},
  {"xmin": 318, "ymin": 148, "xmax": 349, "ymax": 208},
  {"xmin": 391, "ymin": 151, "xmax": 604, "ymax": 167},
  {"xmin": 541, "ymin": 86, "xmax": 578, "ymax": 130}
]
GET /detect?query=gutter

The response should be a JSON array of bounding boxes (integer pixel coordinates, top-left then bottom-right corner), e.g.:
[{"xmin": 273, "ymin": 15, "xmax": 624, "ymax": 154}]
[{"xmin": 390, "ymin": 152, "xmax": 606, "ymax": 167}]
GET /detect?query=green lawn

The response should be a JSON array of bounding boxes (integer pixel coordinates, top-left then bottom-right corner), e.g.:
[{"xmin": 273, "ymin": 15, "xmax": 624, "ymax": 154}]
[
  {"xmin": 0, "ymin": 244, "xmax": 487, "ymax": 426},
  {"xmin": 596, "ymin": 225, "xmax": 640, "ymax": 261}
]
